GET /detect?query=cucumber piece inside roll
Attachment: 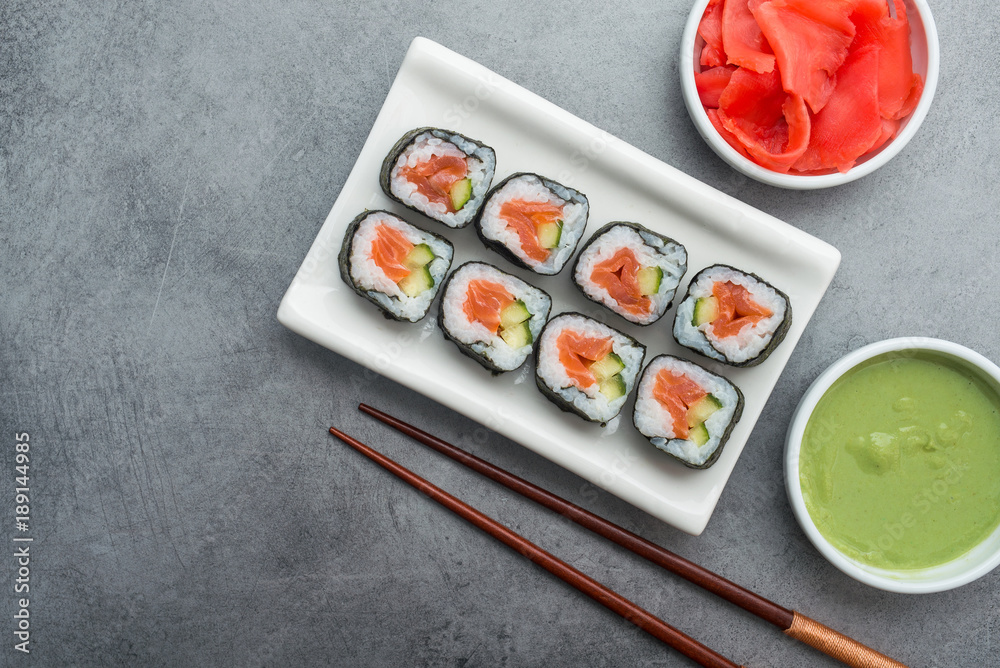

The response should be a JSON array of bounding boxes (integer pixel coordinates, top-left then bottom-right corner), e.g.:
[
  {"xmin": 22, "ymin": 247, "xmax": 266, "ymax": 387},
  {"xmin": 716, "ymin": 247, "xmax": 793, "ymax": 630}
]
[
  {"xmin": 404, "ymin": 243, "xmax": 435, "ymax": 270},
  {"xmin": 636, "ymin": 266, "xmax": 663, "ymax": 296},
  {"xmin": 692, "ymin": 296, "xmax": 719, "ymax": 326},
  {"xmin": 689, "ymin": 422, "xmax": 710, "ymax": 447},
  {"xmin": 592, "ymin": 353, "xmax": 627, "ymax": 401},
  {"xmin": 500, "ymin": 321, "xmax": 532, "ymax": 348},
  {"xmin": 500, "ymin": 300, "xmax": 531, "ymax": 329},
  {"xmin": 599, "ymin": 374, "xmax": 627, "ymax": 401},
  {"xmin": 686, "ymin": 394, "xmax": 722, "ymax": 429},
  {"xmin": 399, "ymin": 266, "xmax": 434, "ymax": 297},
  {"xmin": 497, "ymin": 300, "xmax": 534, "ymax": 348},
  {"xmin": 590, "ymin": 353, "xmax": 625, "ymax": 383},
  {"xmin": 450, "ymin": 178, "xmax": 472, "ymax": 211},
  {"xmin": 537, "ymin": 220, "xmax": 563, "ymax": 249}
]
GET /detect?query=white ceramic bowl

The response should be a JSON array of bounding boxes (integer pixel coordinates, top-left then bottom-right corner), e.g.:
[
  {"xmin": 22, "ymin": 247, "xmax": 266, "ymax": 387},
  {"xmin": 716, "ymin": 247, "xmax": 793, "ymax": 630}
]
[
  {"xmin": 679, "ymin": 0, "xmax": 940, "ymax": 189},
  {"xmin": 785, "ymin": 338, "xmax": 1000, "ymax": 593}
]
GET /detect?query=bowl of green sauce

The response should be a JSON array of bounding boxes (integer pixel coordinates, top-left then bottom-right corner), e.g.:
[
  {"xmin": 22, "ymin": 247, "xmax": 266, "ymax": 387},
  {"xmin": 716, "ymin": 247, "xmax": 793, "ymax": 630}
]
[{"xmin": 785, "ymin": 338, "xmax": 1000, "ymax": 593}]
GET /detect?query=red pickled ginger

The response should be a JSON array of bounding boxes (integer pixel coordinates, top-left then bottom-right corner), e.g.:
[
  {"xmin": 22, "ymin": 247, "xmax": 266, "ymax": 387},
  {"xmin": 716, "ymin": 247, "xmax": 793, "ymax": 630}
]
[
  {"xmin": 693, "ymin": 0, "xmax": 925, "ymax": 175},
  {"xmin": 695, "ymin": 65, "xmax": 737, "ymax": 108},
  {"xmin": 698, "ymin": 0, "xmax": 727, "ymax": 68},
  {"xmin": 722, "ymin": 0, "xmax": 775, "ymax": 72},
  {"xmin": 718, "ymin": 67, "xmax": 810, "ymax": 172},
  {"xmin": 792, "ymin": 45, "xmax": 881, "ymax": 173},
  {"xmin": 751, "ymin": 0, "xmax": 856, "ymax": 114}
]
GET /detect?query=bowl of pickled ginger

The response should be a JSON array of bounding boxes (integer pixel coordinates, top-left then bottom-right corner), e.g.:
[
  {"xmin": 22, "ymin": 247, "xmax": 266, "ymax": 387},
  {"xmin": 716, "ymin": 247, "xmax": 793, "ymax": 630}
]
[{"xmin": 680, "ymin": 0, "xmax": 939, "ymax": 189}]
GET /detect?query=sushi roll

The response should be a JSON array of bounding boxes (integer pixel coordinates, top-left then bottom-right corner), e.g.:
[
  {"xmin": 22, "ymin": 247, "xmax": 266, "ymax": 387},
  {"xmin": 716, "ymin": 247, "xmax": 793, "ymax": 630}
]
[
  {"xmin": 572, "ymin": 222, "xmax": 688, "ymax": 325},
  {"xmin": 439, "ymin": 262, "xmax": 552, "ymax": 374},
  {"xmin": 673, "ymin": 265, "xmax": 791, "ymax": 367},
  {"xmin": 633, "ymin": 355, "xmax": 744, "ymax": 469},
  {"xmin": 339, "ymin": 210, "xmax": 454, "ymax": 322},
  {"xmin": 475, "ymin": 173, "xmax": 589, "ymax": 275},
  {"xmin": 380, "ymin": 127, "xmax": 496, "ymax": 228},
  {"xmin": 535, "ymin": 313, "xmax": 645, "ymax": 424}
]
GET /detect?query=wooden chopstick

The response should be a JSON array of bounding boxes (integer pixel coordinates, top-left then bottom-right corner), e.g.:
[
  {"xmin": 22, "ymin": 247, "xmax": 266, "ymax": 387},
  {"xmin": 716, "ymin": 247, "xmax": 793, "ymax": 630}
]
[
  {"xmin": 360, "ymin": 403, "xmax": 791, "ymax": 624},
  {"xmin": 358, "ymin": 403, "xmax": 909, "ymax": 668},
  {"xmin": 329, "ymin": 425, "xmax": 746, "ymax": 668}
]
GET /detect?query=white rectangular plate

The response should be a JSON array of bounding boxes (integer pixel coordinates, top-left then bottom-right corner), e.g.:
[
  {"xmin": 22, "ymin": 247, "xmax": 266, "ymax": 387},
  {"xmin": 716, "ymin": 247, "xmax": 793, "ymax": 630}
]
[{"xmin": 278, "ymin": 37, "xmax": 840, "ymax": 535}]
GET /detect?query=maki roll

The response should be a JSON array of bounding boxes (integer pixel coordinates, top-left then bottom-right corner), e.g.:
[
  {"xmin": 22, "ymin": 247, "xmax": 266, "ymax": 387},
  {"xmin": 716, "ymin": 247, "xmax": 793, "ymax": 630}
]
[
  {"xmin": 673, "ymin": 265, "xmax": 791, "ymax": 367},
  {"xmin": 475, "ymin": 173, "xmax": 589, "ymax": 275},
  {"xmin": 439, "ymin": 262, "xmax": 552, "ymax": 374},
  {"xmin": 339, "ymin": 210, "xmax": 453, "ymax": 322},
  {"xmin": 535, "ymin": 313, "xmax": 645, "ymax": 424},
  {"xmin": 572, "ymin": 222, "xmax": 688, "ymax": 325},
  {"xmin": 380, "ymin": 127, "xmax": 496, "ymax": 228},
  {"xmin": 633, "ymin": 355, "xmax": 744, "ymax": 469}
]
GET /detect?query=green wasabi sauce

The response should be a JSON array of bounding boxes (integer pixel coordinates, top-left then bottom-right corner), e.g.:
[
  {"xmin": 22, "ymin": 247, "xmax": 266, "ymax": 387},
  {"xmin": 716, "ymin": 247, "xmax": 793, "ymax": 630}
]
[{"xmin": 800, "ymin": 351, "xmax": 1000, "ymax": 570}]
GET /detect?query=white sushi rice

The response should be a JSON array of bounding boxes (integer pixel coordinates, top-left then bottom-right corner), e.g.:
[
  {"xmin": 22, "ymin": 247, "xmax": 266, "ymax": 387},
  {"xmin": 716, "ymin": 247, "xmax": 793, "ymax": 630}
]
[
  {"xmin": 633, "ymin": 355, "xmax": 741, "ymax": 467},
  {"xmin": 440, "ymin": 263, "xmax": 551, "ymax": 371},
  {"xmin": 478, "ymin": 174, "xmax": 588, "ymax": 275},
  {"xmin": 389, "ymin": 131, "xmax": 494, "ymax": 228},
  {"xmin": 673, "ymin": 266, "xmax": 787, "ymax": 365},
  {"xmin": 536, "ymin": 313, "xmax": 644, "ymax": 423},
  {"xmin": 347, "ymin": 211, "xmax": 453, "ymax": 322},
  {"xmin": 573, "ymin": 224, "xmax": 687, "ymax": 325}
]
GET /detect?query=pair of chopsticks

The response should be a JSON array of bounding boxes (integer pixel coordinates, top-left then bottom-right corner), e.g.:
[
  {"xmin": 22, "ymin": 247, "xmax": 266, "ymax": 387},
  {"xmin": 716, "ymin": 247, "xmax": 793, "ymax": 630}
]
[{"xmin": 329, "ymin": 404, "xmax": 907, "ymax": 668}]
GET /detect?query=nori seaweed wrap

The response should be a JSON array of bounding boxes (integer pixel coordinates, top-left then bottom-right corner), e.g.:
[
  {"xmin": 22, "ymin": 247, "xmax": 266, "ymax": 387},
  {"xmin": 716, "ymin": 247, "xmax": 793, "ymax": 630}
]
[
  {"xmin": 380, "ymin": 127, "xmax": 496, "ymax": 228},
  {"xmin": 571, "ymin": 221, "xmax": 688, "ymax": 325},
  {"xmin": 474, "ymin": 172, "xmax": 589, "ymax": 275},
  {"xmin": 672, "ymin": 264, "xmax": 791, "ymax": 367},
  {"xmin": 438, "ymin": 262, "xmax": 551, "ymax": 374},
  {"xmin": 632, "ymin": 355, "xmax": 744, "ymax": 469},
  {"xmin": 534, "ymin": 312, "xmax": 645, "ymax": 425},
  {"xmin": 339, "ymin": 210, "xmax": 453, "ymax": 322}
]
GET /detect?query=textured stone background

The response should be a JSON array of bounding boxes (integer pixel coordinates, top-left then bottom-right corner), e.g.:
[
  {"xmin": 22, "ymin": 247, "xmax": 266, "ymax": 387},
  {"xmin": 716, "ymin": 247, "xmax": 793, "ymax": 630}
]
[{"xmin": 3, "ymin": 0, "xmax": 999, "ymax": 666}]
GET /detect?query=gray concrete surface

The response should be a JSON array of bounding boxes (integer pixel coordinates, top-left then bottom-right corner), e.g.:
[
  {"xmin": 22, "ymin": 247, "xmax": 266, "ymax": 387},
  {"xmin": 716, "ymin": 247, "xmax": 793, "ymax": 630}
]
[{"xmin": 3, "ymin": 0, "xmax": 998, "ymax": 666}]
